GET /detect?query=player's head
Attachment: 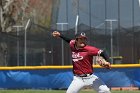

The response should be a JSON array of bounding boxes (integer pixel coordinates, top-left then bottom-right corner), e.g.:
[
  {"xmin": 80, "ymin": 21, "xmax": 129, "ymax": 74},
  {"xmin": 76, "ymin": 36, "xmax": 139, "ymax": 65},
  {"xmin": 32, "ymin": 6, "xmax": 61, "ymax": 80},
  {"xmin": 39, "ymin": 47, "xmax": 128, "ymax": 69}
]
[{"xmin": 75, "ymin": 32, "xmax": 87, "ymax": 48}]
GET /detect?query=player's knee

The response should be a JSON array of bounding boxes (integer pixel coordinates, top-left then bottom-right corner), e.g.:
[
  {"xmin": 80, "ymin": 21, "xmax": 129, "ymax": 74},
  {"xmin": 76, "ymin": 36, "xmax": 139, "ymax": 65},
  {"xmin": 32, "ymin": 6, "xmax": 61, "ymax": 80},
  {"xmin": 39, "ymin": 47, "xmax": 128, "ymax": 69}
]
[{"xmin": 99, "ymin": 85, "xmax": 111, "ymax": 93}]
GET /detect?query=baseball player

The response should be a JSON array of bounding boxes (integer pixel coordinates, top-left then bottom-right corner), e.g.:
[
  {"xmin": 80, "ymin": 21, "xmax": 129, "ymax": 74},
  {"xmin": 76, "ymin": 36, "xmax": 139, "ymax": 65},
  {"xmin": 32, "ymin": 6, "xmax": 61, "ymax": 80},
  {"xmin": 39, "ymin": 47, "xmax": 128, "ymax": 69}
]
[{"xmin": 52, "ymin": 31, "xmax": 111, "ymax": 93}]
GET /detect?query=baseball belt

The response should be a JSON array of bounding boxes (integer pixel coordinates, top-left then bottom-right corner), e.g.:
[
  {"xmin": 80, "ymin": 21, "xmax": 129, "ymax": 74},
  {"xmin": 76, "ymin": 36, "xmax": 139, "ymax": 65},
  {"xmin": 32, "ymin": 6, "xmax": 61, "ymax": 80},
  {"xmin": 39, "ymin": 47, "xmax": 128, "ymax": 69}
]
[{"xmin": 74, "ymin": 73, "xmax": 92, "ymax": 77}]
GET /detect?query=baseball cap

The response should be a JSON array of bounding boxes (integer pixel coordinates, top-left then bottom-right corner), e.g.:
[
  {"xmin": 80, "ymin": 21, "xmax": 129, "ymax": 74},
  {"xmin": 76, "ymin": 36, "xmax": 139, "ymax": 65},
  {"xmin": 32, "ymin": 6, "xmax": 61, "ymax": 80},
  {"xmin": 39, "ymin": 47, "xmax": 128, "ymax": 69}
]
[{"xmin": 75, "ymin": 32, "xmax": 87, "ymax": 39}]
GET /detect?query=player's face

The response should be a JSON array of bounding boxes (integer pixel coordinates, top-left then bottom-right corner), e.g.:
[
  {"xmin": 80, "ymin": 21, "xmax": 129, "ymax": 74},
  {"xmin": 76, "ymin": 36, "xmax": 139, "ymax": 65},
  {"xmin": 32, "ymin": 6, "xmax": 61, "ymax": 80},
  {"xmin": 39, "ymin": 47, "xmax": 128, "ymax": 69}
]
[{"xmin": 75, "ymin": 38, "xmax": 87, "ymax": 48}]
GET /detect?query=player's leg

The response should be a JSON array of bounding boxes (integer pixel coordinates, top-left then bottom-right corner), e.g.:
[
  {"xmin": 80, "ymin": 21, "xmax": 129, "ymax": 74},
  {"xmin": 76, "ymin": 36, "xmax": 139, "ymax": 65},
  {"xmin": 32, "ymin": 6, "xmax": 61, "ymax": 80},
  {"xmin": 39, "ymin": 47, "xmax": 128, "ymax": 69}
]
[
  {"xmin": 91, "ymin": 75, "xmax": 111, "ymax": 93},
  {"xmin": 66, "ymin": 76, "xmax": 84, "ymax": 93}
]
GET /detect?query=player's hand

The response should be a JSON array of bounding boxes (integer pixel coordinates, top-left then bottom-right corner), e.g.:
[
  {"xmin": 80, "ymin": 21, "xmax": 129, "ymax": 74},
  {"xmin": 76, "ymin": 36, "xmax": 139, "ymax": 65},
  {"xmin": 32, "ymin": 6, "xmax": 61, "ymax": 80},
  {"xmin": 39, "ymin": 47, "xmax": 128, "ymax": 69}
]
[
  {"xmin": 102, "ymin": 62, "xmax": 111, "ymax": 69},
  {"xmin": 97, "ymin": 56, "xmax": 111, "ymax": 69},
  {"xmin": 52, "ymin": 31, "xmax": 61, "ymax": 37}
]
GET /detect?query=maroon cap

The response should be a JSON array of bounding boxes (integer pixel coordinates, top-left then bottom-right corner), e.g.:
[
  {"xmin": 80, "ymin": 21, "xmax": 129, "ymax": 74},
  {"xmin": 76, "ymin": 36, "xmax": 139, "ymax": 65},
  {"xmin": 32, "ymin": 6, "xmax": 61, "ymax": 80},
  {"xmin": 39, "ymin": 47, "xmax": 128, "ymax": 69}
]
[{"xmin": 75, "ymin": 32, "xmax": 87, "ymax": 39}]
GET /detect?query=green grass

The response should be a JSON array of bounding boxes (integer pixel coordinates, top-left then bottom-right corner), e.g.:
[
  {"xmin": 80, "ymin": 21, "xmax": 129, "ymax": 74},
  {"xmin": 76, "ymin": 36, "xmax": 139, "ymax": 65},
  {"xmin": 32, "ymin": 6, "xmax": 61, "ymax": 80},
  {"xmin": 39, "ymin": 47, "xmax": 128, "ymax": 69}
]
[{"xmin": 0, "ymin": 90, "xmax": 139, "ymax": 93}]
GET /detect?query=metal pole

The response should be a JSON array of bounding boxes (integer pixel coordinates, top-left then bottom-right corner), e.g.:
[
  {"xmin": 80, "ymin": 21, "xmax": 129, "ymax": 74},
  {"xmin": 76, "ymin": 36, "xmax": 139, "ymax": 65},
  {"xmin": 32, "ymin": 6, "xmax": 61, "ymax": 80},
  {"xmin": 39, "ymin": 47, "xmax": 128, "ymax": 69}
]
[
  {"xmin": 56, "ymin": 23, "xmax": 68, "ymax": 65},
  {"xmin": 0, "ymin": 7, "xmax": 2, "ymax": 22},
  {"xmin": 75, "ymin": 15, "xmax": 79, "ymax": 34},
  {"xmin": 105, "ymin": 19, "xmax": 117, "ymax": 64},
  {"xmin": 24, "ymin": 27, "xmax": 27, "ymax": 66},
  {"xmin": 13, "ymin": 26, "xmax": 24, "ymax": 66},
  {"xmin": 24, "ymin": 19, "xmax": 30, "ymax": 66},
  {"xmin": 0, "ymin": 7, "xmax": 3, "ymax": 31},
  {"xmin": 110, "ymin": 21, "xmax": 113, "ymax": 64}
]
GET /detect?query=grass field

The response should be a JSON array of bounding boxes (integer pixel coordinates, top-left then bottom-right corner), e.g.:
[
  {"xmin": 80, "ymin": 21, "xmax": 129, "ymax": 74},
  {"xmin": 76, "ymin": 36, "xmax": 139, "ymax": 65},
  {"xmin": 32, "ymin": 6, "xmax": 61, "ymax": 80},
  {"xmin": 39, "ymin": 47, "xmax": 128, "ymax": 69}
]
[{"xmin": 0, "ymin": 90, "xmax": 140, "ymax": 93}]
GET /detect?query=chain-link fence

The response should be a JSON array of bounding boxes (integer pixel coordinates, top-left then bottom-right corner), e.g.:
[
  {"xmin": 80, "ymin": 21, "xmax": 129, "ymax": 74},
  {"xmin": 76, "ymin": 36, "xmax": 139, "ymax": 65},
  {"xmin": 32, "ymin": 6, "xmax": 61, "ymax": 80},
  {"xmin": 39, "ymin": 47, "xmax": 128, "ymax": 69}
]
[{"xmin": 0, "ymin": 0, "xmax": 140, "ymax": 66}]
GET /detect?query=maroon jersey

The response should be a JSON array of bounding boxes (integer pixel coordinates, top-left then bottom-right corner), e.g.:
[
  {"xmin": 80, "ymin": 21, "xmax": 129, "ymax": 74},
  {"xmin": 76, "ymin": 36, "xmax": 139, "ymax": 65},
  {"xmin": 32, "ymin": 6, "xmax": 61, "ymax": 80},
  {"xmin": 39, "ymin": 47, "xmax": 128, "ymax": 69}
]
[{"xmin": 69, "ymin": 40, "xmax": 102, "ymax": 75}]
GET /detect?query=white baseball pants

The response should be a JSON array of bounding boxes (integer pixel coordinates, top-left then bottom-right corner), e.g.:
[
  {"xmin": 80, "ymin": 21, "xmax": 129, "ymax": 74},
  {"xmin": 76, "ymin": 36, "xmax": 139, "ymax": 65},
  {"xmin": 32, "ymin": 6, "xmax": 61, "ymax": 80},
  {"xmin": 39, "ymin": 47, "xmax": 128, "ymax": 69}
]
[{"xmin": 66, "ymin": 74, "xmax": 111, "ymax": 93}]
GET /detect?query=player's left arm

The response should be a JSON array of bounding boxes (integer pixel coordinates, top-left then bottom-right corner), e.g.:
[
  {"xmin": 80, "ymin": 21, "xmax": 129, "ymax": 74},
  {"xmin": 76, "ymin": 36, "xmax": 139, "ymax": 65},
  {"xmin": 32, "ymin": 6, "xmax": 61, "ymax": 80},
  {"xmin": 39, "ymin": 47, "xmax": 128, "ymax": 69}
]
[
  {"xmin": 98, "ymin": 50, "xmax": 111, "ymax": 69},
  {"xmin": 100, "ymin": 50, "xmax": 110, "ymax": 62}
]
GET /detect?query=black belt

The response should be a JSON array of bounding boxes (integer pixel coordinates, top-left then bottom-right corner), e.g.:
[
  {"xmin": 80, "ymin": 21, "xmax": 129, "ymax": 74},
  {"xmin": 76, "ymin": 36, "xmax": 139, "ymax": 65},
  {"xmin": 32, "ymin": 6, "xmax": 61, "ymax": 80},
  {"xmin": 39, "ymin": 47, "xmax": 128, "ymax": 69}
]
[{"xmin": 74, "ymin": 73, "xmax": 92, "ymax": 77}]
